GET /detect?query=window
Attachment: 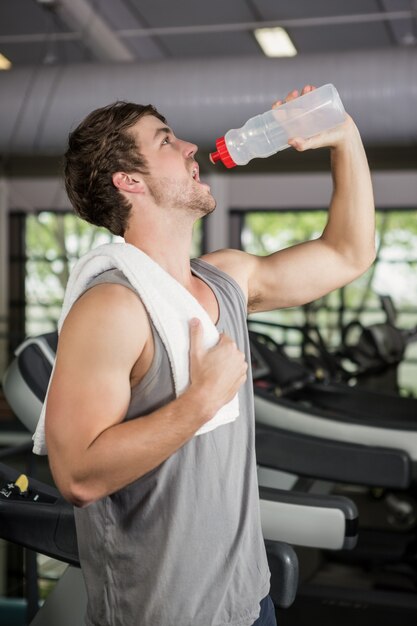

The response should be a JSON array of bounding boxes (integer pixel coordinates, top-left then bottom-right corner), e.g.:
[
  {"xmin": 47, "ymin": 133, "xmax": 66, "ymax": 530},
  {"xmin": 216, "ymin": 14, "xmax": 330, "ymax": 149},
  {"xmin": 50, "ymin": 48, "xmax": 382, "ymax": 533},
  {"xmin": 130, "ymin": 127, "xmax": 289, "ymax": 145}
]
[
  {"xmin": 234, "ymin": 208, "xmax": 417, "ymax": 396},
  {"xmin": 25, "ymin": 212, "xmax": 119, "ymax": 336},
  {"xmin": 8, "ymin": 211, "xmax": 204, "ymax": 352}
]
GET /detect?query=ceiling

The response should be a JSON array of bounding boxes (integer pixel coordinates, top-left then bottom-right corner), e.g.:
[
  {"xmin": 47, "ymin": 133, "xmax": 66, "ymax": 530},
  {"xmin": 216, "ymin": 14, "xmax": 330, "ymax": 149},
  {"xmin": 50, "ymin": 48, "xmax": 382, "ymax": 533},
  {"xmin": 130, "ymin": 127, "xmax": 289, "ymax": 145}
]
[
  {"xmin": 1, "ymin": 0, "xmax": 416, "ymax": 174},
  {"xmin": 1, "ymin": 0, "xmax": 416, "ymax": 65}
]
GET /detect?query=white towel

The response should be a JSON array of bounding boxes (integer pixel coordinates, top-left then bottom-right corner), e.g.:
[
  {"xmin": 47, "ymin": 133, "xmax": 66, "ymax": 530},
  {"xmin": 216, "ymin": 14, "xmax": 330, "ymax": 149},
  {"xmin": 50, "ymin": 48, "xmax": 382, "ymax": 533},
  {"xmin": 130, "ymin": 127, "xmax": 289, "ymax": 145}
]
[{"xmin": 32, "ymin": 242, "xmax": 239, "ymax": 455}]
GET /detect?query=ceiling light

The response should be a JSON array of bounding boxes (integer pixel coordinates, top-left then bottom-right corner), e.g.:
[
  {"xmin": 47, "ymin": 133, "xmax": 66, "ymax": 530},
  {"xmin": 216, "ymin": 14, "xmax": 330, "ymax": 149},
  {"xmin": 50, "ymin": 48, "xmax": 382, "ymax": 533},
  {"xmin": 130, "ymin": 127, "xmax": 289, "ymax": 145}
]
[
  {"xmin": 0, "ymin": 53, "xmax": 12, "ymax": 70},
  {"xmin": 254, "ymin": 27, "xmax": 297, "ymax": 58}
]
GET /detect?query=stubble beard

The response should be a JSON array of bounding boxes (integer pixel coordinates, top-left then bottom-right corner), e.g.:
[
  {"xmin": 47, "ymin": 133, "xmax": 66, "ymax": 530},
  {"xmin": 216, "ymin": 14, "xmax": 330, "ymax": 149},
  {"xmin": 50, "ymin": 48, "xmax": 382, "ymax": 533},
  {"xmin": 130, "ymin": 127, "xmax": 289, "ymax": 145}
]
[{"xmin": 145, "ymin": 176, "xmax": 216, "ymax": 218}]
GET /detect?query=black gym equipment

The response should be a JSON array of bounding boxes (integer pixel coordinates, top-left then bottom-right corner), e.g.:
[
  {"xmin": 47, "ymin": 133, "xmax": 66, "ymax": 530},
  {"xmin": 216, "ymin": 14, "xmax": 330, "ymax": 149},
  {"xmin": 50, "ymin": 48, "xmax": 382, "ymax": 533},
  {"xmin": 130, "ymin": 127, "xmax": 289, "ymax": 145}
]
[
  {"xmin": 252, "ymin": 294, "xmax": 417, "ymax": 396},
  {"xmin": 249, "ymin": 324, "xmax": 417, "ymax": 624}
]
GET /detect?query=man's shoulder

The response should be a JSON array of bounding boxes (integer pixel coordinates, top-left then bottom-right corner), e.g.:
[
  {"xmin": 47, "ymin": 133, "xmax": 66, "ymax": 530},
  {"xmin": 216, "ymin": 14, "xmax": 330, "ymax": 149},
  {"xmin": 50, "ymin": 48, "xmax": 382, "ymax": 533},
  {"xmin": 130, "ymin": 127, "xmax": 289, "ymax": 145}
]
[
  {"xmin": 199, "ymin": 247, "xmax": 252, "ymax": 271},
  {"xmin": 77, "ymin": 279, "xmax": 144, "ymax": 312},
  {"xmin": 56, "ymin": 281, "xmax": 150, "ymax": 381},
  {"xmin": 198, "ymin": 249, "xmax": 256, "ymax": 303},
  {"xmin": 61, "ymin": 279, "xmax": 149, "ymax": 346}
]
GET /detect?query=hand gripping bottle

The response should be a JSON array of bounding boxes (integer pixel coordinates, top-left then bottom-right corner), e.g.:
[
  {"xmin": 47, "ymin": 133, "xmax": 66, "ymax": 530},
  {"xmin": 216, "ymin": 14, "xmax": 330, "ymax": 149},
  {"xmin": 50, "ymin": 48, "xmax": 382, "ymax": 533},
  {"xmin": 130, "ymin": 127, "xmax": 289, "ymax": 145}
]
[{"xmin": 209, "ymin": 84, "xmax": 346, "ymax": 168}]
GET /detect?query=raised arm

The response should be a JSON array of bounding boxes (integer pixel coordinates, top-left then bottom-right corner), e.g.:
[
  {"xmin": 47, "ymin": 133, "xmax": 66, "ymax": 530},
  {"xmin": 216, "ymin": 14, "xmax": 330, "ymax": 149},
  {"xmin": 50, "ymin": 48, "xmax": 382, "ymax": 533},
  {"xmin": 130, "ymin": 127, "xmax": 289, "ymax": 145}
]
[
  {"xmin": 204, "ymin": 86, "xmax": 376, "ymax": 314},
  {"xmin": 45, "ymin": 283, "xmax": 247, "ymax": 507}
]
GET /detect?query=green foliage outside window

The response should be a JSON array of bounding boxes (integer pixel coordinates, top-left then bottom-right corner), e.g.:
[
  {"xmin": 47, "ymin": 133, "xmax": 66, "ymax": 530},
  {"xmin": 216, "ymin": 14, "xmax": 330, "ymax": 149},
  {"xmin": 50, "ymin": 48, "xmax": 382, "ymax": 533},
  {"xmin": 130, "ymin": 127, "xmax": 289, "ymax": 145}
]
[
  {"xmin": 25, "ymin": 212, "xmax": 202, "ymax": 335},
  {"xmin": 23, "ymin": 208, "xmax": 417, "ymax": 394},
  {"xmin": 243, "ymin": 209, "xmax": 417, "ymax": 395}
]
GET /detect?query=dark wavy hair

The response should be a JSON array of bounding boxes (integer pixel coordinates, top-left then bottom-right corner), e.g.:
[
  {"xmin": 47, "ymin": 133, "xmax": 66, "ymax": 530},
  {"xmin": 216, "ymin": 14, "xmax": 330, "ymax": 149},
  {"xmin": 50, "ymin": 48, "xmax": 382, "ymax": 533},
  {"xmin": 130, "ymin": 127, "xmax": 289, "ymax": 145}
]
[{"xmin": 64, "ymin": 102, "xmax": 166, "ymax": 236}]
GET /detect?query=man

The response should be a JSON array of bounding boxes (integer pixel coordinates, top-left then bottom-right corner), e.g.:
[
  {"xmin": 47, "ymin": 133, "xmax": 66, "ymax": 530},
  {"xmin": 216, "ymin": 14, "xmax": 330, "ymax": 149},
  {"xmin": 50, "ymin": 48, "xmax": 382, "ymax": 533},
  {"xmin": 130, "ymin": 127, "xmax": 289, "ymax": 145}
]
[{"xmin": 45, "ymin": 85, "xmax": 375, "ymax": 626}]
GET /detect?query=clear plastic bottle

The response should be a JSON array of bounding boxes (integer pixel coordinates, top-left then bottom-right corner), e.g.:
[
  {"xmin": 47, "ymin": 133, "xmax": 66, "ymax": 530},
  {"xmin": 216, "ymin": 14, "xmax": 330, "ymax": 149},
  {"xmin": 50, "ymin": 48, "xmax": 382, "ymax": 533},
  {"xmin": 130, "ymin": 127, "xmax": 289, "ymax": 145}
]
[{"xmin": 209, "ymin": 84, "xmax": 346, "ymax": 168}]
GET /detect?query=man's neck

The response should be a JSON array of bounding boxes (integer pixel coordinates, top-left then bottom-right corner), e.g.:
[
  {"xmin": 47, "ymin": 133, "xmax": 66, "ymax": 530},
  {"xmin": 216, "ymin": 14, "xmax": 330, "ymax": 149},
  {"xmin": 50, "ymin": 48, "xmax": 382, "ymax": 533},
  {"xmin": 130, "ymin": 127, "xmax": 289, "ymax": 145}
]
[{"xmin": 125, "ymin": 225, "xmax": 196, "ymax": 288}]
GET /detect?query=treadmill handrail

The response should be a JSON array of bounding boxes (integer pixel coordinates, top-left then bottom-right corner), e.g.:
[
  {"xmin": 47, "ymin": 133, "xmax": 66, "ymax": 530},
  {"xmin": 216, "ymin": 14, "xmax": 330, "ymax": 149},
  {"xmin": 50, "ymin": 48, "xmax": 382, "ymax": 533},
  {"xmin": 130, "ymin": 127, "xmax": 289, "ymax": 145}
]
[
  {"xmin": 256, "ymin": 425, "xmax": 412, "ymax": 488},
  {"xmin": 15, "ymin": 335, "xmax": 56, "ymax": 367}
]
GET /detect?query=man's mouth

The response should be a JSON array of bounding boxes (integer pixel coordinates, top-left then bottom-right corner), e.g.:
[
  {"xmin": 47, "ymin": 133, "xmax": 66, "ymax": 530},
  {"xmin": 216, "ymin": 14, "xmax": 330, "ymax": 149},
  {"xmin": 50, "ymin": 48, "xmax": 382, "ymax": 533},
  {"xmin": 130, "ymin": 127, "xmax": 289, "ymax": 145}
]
[
  {"xmin": 191, "ymin": 164, "xmax": 200, "ymax": 183},
  {"xmin": 190, "ymin": 161, "xmax": 211, "ymax": 192}
]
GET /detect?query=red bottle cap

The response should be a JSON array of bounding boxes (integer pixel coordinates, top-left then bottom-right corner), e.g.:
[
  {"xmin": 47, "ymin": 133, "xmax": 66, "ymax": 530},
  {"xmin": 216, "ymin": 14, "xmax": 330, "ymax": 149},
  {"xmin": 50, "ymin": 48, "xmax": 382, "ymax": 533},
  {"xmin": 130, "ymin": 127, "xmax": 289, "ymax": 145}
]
[{"xmin": 209, "ymin": 136, "xmax": 237, "ymax": 168}]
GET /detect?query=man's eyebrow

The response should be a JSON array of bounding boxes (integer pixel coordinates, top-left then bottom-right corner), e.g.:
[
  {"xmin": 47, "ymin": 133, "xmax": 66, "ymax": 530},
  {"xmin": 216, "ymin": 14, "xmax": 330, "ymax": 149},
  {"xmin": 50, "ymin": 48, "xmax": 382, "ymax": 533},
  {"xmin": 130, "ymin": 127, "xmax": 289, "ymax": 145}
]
[{"xmin": 153, "ymin": 126, "xmax": 172, "ymax": 140}]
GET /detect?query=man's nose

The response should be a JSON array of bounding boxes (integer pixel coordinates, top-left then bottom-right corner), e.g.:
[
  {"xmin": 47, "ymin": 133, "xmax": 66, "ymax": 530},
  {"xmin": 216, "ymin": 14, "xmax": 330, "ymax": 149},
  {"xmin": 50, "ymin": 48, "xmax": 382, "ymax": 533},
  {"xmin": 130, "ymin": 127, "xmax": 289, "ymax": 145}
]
[{"xmin": 182, "ymin": 140, "xmax": 198, "ymax": 159}]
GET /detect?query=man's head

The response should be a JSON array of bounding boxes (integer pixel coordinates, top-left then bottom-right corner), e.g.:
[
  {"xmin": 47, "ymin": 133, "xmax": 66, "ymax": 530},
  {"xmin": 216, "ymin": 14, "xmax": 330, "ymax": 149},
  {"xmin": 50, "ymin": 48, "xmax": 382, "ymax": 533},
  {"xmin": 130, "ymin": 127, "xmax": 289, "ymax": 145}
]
[
  {"xmin": 123, "ymin": 114, "xmax": 215, "ymax": 226},
  {"xmin": 64, "ymin": 102, "xmax": 166, "ymax": 237}
]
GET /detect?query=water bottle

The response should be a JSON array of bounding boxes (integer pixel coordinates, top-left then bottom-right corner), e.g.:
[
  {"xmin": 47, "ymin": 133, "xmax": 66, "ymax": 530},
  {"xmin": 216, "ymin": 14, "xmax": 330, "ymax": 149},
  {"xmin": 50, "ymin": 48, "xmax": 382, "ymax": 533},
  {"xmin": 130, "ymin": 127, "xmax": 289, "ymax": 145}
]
[{"xmin": 209, "ymin": 84, "xmax": 346, "ymax": 168}]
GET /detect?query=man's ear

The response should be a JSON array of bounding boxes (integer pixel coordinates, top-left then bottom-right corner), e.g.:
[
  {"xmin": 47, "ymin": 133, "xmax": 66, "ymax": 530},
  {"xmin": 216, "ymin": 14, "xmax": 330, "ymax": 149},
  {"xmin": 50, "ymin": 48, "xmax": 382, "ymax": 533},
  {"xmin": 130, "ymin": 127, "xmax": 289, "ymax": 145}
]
[{"xmin": 112, "ymin": 172, "xmax": 145, "ymax": 194}]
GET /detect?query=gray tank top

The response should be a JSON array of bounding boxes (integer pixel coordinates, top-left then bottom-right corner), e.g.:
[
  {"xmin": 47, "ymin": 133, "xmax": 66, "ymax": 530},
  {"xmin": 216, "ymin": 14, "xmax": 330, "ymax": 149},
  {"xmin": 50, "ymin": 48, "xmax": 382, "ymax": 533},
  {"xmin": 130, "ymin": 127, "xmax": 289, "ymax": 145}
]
[{"xmin": 74, "ymin": 258, "xmax": 270, "ymax": 626}]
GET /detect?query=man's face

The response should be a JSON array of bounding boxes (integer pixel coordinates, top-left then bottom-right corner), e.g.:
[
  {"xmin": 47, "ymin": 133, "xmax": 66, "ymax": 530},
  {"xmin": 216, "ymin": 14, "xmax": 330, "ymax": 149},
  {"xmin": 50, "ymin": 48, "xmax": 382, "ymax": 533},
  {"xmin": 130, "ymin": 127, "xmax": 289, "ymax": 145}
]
[{"xmin": 130, "ymin": 115, "xmax": 216, "ymax": 218}]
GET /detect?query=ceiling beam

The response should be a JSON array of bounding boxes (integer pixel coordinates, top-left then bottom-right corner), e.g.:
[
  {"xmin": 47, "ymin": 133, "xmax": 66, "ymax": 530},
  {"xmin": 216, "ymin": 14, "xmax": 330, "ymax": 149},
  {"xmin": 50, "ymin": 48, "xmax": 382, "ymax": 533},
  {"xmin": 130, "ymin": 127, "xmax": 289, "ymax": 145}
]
[
  {"xmin": 379, "ymin": 0, "xmax": 417, "ymax": 46},
  {"xmin": 44, "ymin": 0, "xmax": 134, "ymax": 61},
  {"xmin": 1, "ymin": 48, "xmax": 417, "ymax": 154},
  {"xmin": 1, "ymin": 9, "xmax": 415, "ymax": 45}
]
